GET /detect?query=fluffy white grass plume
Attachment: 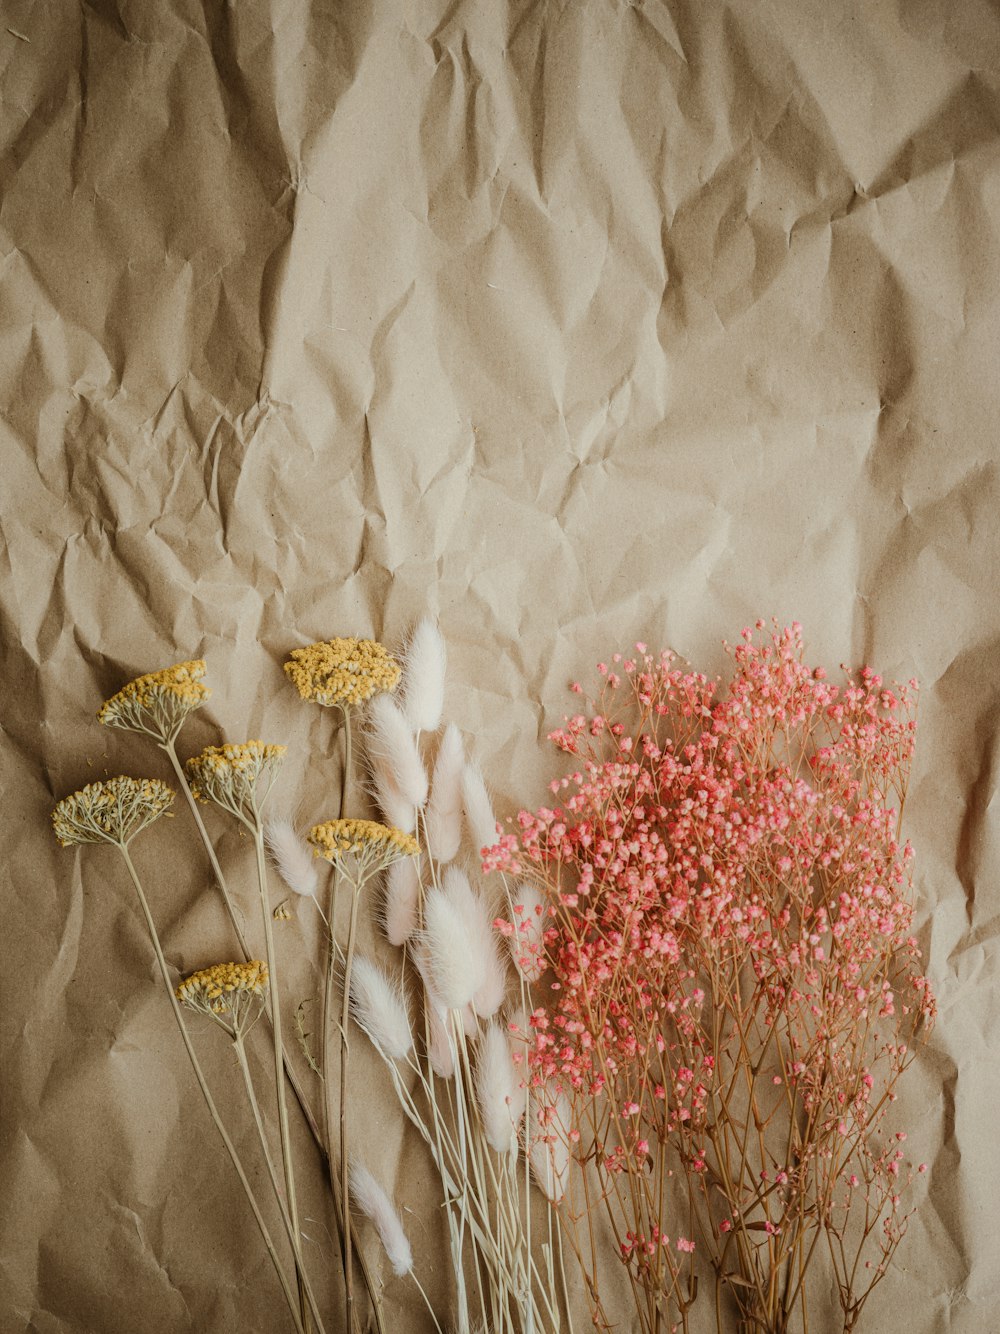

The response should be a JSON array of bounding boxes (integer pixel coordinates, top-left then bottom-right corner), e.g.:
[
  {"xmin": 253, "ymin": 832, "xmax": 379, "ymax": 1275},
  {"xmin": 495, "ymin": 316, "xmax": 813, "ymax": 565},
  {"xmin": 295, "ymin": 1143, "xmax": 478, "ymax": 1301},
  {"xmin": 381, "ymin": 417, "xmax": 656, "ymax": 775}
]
[
  {"xmin": 460, "ymin": 1002, "xmax": 478, "ymax": 1037},
  {"xmin": 367, "ymin": 693, "xmax": 428, "ymax": 810},
  {"xmin": 528, "ymin": 1085, "xmax": 571, "ymax": 1203},
  {"xmin": 423, "ymin": 724, "xmax": 464, "ymax": 863},
  {"xmin": 371, "ymin": 769, "xmax": 417, "ymax": 835},
  {"xmin": 420, "ymin": 885, "xmax": 484, "ymax": 1011},
  {"xmin": 476, "ymin": 1023, "xmax": 521, "ymax": 1155},
  {"xmin": 507, "ymin": 881, "xmax": 547, "ymax": 982},
  {"xmin": 412, "ymin": 942, "xmax": 455, "ymax": 1078},
  {"xmin": 349, "ymin": 956, "xmax": 412, "ymax": 1061},
  {"xmin": 461, "ymin": 761, "xmax": 498, "ymax": 857},
  {"xmin": 425, "ymin": 996, "xmax": 455, "ymax": 1078},
  {"xmin": 401, "ymin": 618, "xmax": 446, "ymax": 734},
  {"xmin": 264, "ymin": 817, "xmax": 319, "ymax": 897},
  {"xmin": 442, "ymin": 866, "xmax": 506, "ymax": 1018},
  {"xmin": 350, "ymin": 1159, "xmax": 413, "ymax": 1277},
  {"xmin": 382, "ymin": 856, "xmax": 421, "ymax": 946}
]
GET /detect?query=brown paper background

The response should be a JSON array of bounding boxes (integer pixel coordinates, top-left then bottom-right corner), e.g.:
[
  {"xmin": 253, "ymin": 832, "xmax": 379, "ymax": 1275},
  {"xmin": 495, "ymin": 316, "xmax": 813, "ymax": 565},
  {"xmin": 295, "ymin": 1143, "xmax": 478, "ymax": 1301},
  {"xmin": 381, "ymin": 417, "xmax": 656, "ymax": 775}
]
[{"xmin": 3, "ymin": 1, "xmax": 999, "ymax": 1330}]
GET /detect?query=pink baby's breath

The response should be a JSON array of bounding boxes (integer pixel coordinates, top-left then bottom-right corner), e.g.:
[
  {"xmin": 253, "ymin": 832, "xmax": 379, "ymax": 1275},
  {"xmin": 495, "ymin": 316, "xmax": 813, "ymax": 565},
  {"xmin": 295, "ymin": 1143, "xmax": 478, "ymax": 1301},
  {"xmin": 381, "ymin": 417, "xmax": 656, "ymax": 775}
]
[{"xmin": 496, "ymin": 622, "xmax": 934, "ymax": 1334}]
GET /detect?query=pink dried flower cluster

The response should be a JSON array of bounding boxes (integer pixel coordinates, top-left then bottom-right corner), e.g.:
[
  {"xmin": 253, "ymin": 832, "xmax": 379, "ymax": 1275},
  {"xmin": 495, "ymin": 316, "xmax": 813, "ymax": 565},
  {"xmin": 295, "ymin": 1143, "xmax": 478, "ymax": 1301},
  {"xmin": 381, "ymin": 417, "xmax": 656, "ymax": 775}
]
[{"xmin": 489, "ymin": 623, "xmax": 935, "ymax": 1334}]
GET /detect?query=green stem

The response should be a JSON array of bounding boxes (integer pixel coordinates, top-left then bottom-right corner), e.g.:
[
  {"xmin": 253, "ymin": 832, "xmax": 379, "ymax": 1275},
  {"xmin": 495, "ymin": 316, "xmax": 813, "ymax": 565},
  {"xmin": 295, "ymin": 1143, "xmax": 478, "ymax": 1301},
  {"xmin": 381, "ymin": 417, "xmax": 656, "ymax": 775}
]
[
  {"xmin": 117, "ymin": 844, "xmax": 305, "ymax": 1334},
  {"xmin": 162, "ymin": 739, "xmax": 326, "ymax": 1158},
  {"xmin": 162, "ymin": 740, "xmax": 240, "ymax": 934},
  {"xmin": 164, "ymin": 727, "xmax": 388, "ymax": 1333},
  {"xmin": 338, "ymin": 705, "xmax": 352, "ymax": 821},
  {"xmin": 410, "ymin": 1271, "xmax": 447, "ymax": 1334},
  {"xmin": 234, "ymin": 1037, "xmax": 328, "ymax": 1334},
  {"xmin": 322, "ymin": 704, "xmax": 388, "ymax": 1334},
  {"xmin": 340, "ymin": 879, "xmax": 363, "ymax": 1334},
  {"xmin": 253, "ymin": 827, "xmax": 310, "ymax": 1333}
]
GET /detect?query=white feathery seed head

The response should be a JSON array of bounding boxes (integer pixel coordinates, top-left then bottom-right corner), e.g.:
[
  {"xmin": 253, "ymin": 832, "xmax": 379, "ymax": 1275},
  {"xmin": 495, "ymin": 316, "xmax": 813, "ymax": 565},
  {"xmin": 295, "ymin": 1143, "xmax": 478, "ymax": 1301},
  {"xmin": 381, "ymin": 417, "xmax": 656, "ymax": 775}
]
[
  {"xmin": 349, "ymin": 956, "xmax": 413, "ymax": 1061},
  {"xmin": 528, "ymin": 1085, "xmax": 571, "ymax": 1204},
  {"xmin": 476, "ymin": 1023, "xmax": 522, "ymax": 1156},
  {"xmin": 264, "ymin": 817, "xmax": 319, "ymax": 897},
  {"xmin": 382, "ymin": 856, "xmax": 421, "ymax": 946},
  {"xmin": 461, "ymin": 1002, "xmax": 479, "ymax": 1038},
  {"xmin": 370, "ymin": 768, "xmax": 417, "ymax": 835},
  {"xmin": 426, "ymin": 995, "xmax": 456, "ymax": 1078},
  {"xmin": 366, "ymin": 693, "xmax": 428, "ymax": 811},
  {"xmin": 412, "ymin": 942, "xmax": 456, "ymax": 1078},
  {"xmin": 462, "ymin": 761, "xmax": 498, "ymax": 857},
  {"xmin": 442, "ymin": 866, "xmax": 507, "ymax": 1019},
  {"xmin": 508, "ymin": 881, "xmax": 547, "ymax": 982},
  {"xmin": 350, "ymin": 1160, "xmax": 413, "ymax": 1277},
  {"xmin": 420, "ymin": 885, "xmax": 483, "ymax": 1012},
  {"xmin": 402, "ymin": 618, "xmax": 447, "ymax": 734},
  {"xmin": 423, "ymin": 724, "xmax": 464, "ymax": 863}
]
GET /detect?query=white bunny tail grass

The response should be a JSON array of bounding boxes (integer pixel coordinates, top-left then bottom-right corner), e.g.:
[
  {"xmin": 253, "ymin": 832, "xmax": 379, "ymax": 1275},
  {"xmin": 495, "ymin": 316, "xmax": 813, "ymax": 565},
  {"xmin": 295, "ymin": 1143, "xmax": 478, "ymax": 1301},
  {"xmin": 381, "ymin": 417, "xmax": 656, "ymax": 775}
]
[
  {"xmin": 442, "ymin": 866, "xmax": 507, "ymax": 1019},
  {"xmin": 507, "ymin": 880, "xmax": 547, "ymax": 982},
  {"xmin": 367, "ymin": 693, "xmax": 428, "ymax": 810},
  {"xmin": 528, "ymin": 1086, "xmax": 571, "ymax": 1204},
  {"xmin": 420, "ymin": 885, "xmax": 483, "ymax": 1012},
  {"xmin": 413, "ymin": 943, "xmax": 456, "ymax": 1078},
  {"xmin": 461, "ymin": 761, "xmax": 498, "ymax": 857},
  {"xmin": 401, "ymin": 617, "xmax": 447, "ymax": 734},
  {"xmin": 476, "ymin": 1023, "xmax": 521, "ymax": 1155},
  {"xmin": 382, "ymin": 855, "xmax": 421, "ymax": 946},
  {"xmin": 426, "ymin": 994, "xmax": 456, "ymax": 1078},
  {"xmin": 423, "ymin": 723, "xmax": 464, "ymax": 863},
  {"xmin": 371, "ymin": 768, "xmax": 417, "ymax": 835},
  {"xmin": 264, "ymin": 816, "xmax": 319, "ymax": 897},
  {"xmin": 349, "ymin": 956, "xmax": 413, "ymax": 1061},
  {"xmin": 461, "ymin": 1003, "xmax": 478, "ymax": 1038},
  {"xmin": 350, "ymin": 1159, "xmax": 413, "ymax": 1277}
]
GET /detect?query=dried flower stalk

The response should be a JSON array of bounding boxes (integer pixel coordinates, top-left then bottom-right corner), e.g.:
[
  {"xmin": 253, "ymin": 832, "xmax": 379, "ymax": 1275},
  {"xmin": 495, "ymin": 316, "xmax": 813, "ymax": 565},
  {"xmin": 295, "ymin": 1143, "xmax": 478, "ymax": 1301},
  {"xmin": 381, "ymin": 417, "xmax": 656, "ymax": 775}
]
[{"xmin": 52, "ymin": 782, "xmax": 308, "ymax": 1333}]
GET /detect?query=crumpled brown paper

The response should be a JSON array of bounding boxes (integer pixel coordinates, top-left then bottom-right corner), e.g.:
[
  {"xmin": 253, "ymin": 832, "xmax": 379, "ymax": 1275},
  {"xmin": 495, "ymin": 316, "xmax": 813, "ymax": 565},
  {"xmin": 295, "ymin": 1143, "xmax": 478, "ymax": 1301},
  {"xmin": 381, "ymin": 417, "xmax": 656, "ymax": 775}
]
[{"xmin": 4, "ymin": 1, "xmax": 998, "ymax": 1330}]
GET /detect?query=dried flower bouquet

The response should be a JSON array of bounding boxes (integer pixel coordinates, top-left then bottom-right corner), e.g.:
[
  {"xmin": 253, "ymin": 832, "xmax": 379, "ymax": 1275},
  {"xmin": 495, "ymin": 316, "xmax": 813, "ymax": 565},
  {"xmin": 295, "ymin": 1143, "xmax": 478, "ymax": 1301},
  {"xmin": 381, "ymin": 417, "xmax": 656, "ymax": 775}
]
[
  {"xmin": 489, "ymin": 623, "xmax": 935, "ymax": 1334},
  {"xmin": 50, "ymin": 621, "xmax": 935, "ymax": 1334},
  {"xmin": 52, "ymin": 629, "xmax": 578, "ymax": 1334}
]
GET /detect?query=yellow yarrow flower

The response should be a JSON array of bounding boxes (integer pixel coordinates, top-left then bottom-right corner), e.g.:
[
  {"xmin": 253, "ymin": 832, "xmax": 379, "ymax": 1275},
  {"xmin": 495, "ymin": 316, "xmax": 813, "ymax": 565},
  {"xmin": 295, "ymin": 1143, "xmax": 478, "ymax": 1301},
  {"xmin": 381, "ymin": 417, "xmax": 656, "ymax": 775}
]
[
  {"xmin": 52, "ymin": 776, "xmax": 174, "ymax": 847},
  {"xmin": 185, "ymin": 742, "xmax": 286, "ymax": 826},
  {"xmin": 284, "ymin": 638, "xmax": 400, "ymax": 709},
  {"xmin": 176, "ymin": 961, "xmax": 269, "ymax": 1032},
  {"xmin": 98, "ymin": 660, "xmax": 209, "ymax": 743},
  {"xmin": 177, "ymin": 960, "xmax": 269, "ymax": 1005},
  {"xmin": 309, "ymin": 818, "xmax": 419, "ymax": 881}
]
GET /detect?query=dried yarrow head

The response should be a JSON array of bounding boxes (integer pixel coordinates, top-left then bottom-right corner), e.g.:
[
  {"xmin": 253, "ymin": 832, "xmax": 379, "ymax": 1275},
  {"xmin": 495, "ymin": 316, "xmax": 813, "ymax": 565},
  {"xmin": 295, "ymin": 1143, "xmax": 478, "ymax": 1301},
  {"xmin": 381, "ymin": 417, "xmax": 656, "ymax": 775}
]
[
  {"xmin": 52, "ymin": 776, "xmax": 174, "ymax": 848},
  {"xmin": 98, "ymin": 660, "xmax": 209, "ymax": 743},
  {"xmin": 283, "ymin": 638, "xmax": 401, "ymax": 709},
  {"xmin": 176, "ymin": 960, "xmax": 269, "ymax": 1033},
  {"xmin": 308, "ymin": 818, "xmax": 419, "ymax": 881},
  {"xmin": 185, "ymin": 742, "xmax": 285, "ymax": 826}
]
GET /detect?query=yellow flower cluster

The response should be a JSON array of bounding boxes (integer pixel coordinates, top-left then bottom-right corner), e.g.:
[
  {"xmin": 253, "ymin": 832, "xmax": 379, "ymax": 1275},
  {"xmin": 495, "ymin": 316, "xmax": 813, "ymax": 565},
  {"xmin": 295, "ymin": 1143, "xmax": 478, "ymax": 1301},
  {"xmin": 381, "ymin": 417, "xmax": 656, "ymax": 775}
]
[
  {"xmin": 283, "ymin": 638, "xmax": 400, "ymax": 708},
  {"xmin": 52, "ymin": 776, "xmax": 174, "ymax": 847},
  {"xmin": 98, "ymin": 660, "xmax": 209, "ymax": 741},
  {"xmin": 309, "ymin": 818, "xmax": 419, "ymax": 860},
  {"xmin": 186, "ymin": 741, "xmax": 286, "ymax": 820},
  {"xmin": 176, "ymin": 960, "xmax": 269, "ymax": 1014}
]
